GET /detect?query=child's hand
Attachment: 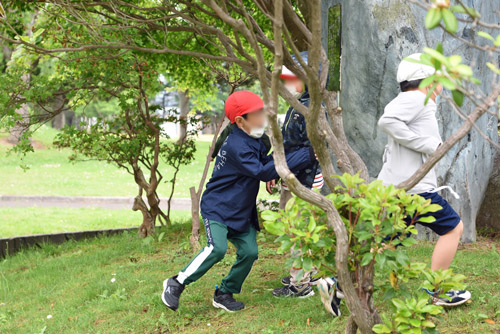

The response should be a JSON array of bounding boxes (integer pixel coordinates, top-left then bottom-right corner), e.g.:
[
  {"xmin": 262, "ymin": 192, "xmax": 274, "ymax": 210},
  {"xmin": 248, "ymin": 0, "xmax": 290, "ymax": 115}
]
[{"xmin": 266, "ymin": 179, "xmax": 277, "ymax": 195}]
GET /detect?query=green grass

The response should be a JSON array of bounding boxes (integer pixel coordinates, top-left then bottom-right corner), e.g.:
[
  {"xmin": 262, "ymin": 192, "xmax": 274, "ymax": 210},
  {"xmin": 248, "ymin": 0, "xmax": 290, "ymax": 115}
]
[
  {"xmin": 0, "ymin": 125, "xmax": 274, "ymax": 237},
  {"xmin": 0, "ymin": 125, "xmax": 274, "ymax": 200},
  {"xmin": 0, "ymin": 226, "xmax": 498, "ymax": 334},
  {"xmin": 0, "ymin": 125, "xmax": 214, "ymax": 198},
  {"xmin": 0, "ymin": 207, "xmax": 191, "ymax": 238}
]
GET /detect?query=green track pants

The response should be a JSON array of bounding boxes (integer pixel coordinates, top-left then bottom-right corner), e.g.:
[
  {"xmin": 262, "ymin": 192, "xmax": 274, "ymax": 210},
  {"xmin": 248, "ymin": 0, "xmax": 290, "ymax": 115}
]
[{"xmin": 176, "ymin": 219, "xmax": 258, "ymax": 294}]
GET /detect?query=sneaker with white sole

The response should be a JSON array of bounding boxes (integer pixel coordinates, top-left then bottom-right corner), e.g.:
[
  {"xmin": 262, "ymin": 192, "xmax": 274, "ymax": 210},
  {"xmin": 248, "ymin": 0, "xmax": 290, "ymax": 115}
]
[
  {"xmin": 317, "ymin": 277, "xmax": 342, "ymax": 317},
  {"xmin": 161, "ymin": 276, "xmax": 185, "ymax": 311},
  {"xmin": 272, "ymin": 284, "xmax": 315, "ymax": 298},
  {"xmin": 424, "ymin": 288, "xmax": 471, "ymax": 307},
  {"xmin": 213, "ymin": 286, "xmax": 245, "ymax": 312}
]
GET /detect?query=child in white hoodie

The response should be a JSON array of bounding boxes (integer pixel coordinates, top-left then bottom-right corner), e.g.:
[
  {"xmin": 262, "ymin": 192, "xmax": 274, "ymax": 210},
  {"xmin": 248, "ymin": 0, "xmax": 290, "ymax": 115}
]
[{"xmin": 377, "ymin": 53, "xmax": 470, "ymax": 307}]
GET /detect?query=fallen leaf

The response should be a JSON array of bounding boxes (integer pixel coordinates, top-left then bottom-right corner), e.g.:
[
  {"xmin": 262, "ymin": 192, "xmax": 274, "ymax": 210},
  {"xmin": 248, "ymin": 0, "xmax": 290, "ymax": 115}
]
[
  {"xmin": 390, "ymin": 271, "xmax": 398, "ymax": 288},
  {"xmin": 307, "ymin": 317, "xmax": 311, "ymax": 327},
  {"xmin": 485, "ymin": 319, "xmax": 495, "ymax": 325}
]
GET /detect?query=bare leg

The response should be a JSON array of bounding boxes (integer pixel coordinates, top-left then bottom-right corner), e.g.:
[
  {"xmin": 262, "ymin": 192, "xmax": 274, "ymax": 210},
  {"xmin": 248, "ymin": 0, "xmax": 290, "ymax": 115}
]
[{"xmin": 431, "ymin": 221, "xmax": 463, "ymax": 270}]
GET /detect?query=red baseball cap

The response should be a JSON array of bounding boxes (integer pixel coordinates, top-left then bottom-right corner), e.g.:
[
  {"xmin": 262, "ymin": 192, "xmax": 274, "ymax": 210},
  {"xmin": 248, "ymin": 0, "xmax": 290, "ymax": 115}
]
[{"xmin": 225, "ymin": 91, "xmax": 264, "ymax": 123}]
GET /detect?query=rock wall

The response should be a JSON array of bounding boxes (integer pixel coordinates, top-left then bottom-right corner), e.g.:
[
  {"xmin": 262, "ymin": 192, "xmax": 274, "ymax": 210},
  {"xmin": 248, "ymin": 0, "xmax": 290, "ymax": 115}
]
[
  {"xmin": 321, "ymin": 0, "xmax": 499, "ymax": 242},
  {"xmin": 477, "ymin": 151, "xmax": 500, "ymax": 234}
]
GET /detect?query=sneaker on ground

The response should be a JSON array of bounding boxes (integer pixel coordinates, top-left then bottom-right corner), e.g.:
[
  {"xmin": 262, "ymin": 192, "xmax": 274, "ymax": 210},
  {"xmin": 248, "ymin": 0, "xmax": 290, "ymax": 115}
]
[
  {"xmin": 272, "ymin": 284, "xmax": 315, "ymax": 298},
  {"xmin": 317, "ymin": 277, "xmax": 342, "ymax": 317},
  {"xmin": 161, "ymin": 276, "xmax": 185, "ymax": 311},
  {"xmin": 212, "ymin": 287, "xmax": 245, "ymax": 312},
  {"xmin": 281, "ymin": 271, "xmax": 320, "ymax": 286},
  {"xmin": 424, "ymin": 288, "xmax": 471, "ymax": 307}
]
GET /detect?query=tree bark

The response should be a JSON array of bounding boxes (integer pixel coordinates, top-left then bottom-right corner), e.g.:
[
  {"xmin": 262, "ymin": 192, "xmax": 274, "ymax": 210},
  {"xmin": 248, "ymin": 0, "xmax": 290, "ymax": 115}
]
[
  {"xmin": 8, "ymin": 82, "xmax": 30, "ymax": 144},
  {"xmin": 189, "ymin": 186, "xmax": 201, "ymax": 251},
  {"xmin": 176, "ymin": 90, "xmax": 189, "ymax": 145},
  {"xmin": 189, "ymin": 115, "xmax": 227, "ymax": 251},
  {"xmin": 133, "ymin": 195, "xmax": 155, "ymax": 237}
]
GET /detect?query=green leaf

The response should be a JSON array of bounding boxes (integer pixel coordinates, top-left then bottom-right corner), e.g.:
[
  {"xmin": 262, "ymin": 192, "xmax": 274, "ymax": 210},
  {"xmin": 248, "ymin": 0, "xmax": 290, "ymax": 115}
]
[
  {"xmin": 420, "ymin": 75, "xmax": 436, "ymax": 89},
  {"xmin": 452, "ymin": 89, "xmax": 465, "ymax": 106},
  {"xmin": 421, "ymin": 320, "xmax": 436, "ymax": 328},
  {"xmin": 303, "ymin": 257, "xmax": 313, "ymax": 272},
  {"xmin": 423, "ymin": 48, "xmax": 449, "ymax": 67},
  {"xmin": 439, "ymin": 77, "xmax": 456, "ymax": 90},
  {"xmin": 451, "ymin": 5, "xmax": 467, "ymax": 14},
  {"xmin": 486, "ymin": 62, "xmax": 500, "ymax": 75},
  {"xmin": 425, "ymin": 8, "xmax": 442, "ymax": 30},
  {"xmin": 478, "ymin": 31, "xmax": 495, "ymax": 41},
  {"xmin": 418, "ymin": 216, "xmax": 436, "ymax": 223},
  {"xmin": 260, "ymin": 210, "xmax": 281, "ymax": 222},
  {"xmin": 442, "ymin": 9, "xmax": 459, "ymax": 33},
  {"xmin": 373, "ymin": 324, "xmax": 392, "ymax": 334},
  {"xmin": 361, "ymin": 252, "xmax": 374, "ymax": 266}
]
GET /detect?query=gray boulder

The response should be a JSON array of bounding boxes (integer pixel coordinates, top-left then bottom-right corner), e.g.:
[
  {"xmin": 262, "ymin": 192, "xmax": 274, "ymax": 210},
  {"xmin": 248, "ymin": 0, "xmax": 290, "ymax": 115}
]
[
  {"xmin": 321, "ymin": 0, "xmax": 499, "ymax": 242},
  {"xmin": 477, "ymin": 151, "xmax": 500, "ymax": 234}
]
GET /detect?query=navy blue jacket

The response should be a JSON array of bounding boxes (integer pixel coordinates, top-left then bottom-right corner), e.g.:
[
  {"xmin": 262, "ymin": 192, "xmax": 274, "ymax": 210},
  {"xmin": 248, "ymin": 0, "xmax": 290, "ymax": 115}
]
[
  {"xmin": 282, "ymin": 89, "xmax": 321, "ymax": 188},
  {"xmin": 200, "ymin": 126, "xmax": 315, "ymax": 232}
]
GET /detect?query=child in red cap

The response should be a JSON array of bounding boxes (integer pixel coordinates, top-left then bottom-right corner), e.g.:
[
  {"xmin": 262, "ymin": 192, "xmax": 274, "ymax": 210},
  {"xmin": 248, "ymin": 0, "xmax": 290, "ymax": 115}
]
[{"xmin": 161, "ymin": 90, "xmax": 316, "ymax": 312}]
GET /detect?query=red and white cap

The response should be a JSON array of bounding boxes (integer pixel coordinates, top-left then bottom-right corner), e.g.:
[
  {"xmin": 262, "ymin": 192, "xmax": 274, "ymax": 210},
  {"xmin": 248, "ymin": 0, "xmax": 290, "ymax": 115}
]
[
  {"xmin": 224, "ymin": 90, "xmax": 264, "ymax": 124},
  {"xmin": 280, "ymin": 65, "xmax": 298, "ymax": 80}
]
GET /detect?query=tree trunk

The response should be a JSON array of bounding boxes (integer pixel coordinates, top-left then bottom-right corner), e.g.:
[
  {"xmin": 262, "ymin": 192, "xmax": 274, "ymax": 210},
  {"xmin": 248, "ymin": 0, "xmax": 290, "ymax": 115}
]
[
  {"xmin": 176, "ymin": 90, "xmax": 189, "ymax": 145},
  {"xmin": 189, "ymin": 186, "xmax": 201, "ymax": 251},
  {"xmin": 8, "ymin": 87, "xmax": 30, "ymax": 145},
  {"xmin": 51, "ymin": 110, "xmax": 66, "ymax": 129},
  {"xmin": 189, "ymin": 116, "xmax": 227, "ymax": 250},
  {"xmin": 345, "ymin": 315, "xmax": 358, "ymax": 334},
  {"xmin": 133, "ymin": 196, "xmax": 155, "ymax": 237}
]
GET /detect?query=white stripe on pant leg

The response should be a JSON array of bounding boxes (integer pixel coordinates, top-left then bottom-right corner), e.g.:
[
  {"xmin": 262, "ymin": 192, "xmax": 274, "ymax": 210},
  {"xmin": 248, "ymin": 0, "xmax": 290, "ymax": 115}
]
[{"xmin": 177, "ymin": 245, "xmax": 214, "ymax": 284}]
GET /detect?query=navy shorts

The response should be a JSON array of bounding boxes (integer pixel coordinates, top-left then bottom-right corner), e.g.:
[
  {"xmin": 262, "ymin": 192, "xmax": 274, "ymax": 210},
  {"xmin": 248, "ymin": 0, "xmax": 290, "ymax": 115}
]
[{"xmin": 406, "ymin": 192, "xmax": 461, "ymax": 236}]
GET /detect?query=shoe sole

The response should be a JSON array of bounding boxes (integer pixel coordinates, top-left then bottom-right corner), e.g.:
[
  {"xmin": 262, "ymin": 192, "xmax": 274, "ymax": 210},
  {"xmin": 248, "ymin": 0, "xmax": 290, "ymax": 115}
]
[
  {"xmin": 273, "ymin": 289, "xmax": 315, "ymax": 298},
  {"xmin": 161, "ymin": 279, "xmax": 177, "ymax": 311},
  {"xmin": 434, "ymin": 298, "xmax": 469, "ymax": 307},
  {"xmin": 212, "ymin": 300, "xmax": 244, "ymax": 312}
]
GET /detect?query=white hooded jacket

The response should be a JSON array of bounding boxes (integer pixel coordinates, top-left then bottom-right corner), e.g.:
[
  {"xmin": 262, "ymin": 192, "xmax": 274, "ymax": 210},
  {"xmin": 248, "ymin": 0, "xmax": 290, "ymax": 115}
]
[{"xmin": 377, "ymin": 90, "xmax": 442, "ymax": 194}]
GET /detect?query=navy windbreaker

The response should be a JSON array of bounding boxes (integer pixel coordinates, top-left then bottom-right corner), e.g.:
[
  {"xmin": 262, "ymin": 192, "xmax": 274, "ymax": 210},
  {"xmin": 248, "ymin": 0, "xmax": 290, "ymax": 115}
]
[
  {"xmin": 281, "ymin": 89, "xmax": 321, "ymax": 188},
  {"xmin": 200, "ymin": 126, "xmax": 315, "ymax": 232}
]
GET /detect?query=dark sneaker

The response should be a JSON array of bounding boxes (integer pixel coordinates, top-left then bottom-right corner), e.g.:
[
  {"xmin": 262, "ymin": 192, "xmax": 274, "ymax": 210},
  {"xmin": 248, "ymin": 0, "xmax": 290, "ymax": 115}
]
[
  {"xmin": 281, "ymin": 272, "xmax": 320, "ymax": 286},
  {"xmin": 272, "ymin": 284, "xmax": 315, "ymax": 298},
  {"xmin": 161, "ymin": 276, "xmax": 185, "ymax": 311},
  {"xmin": 212, "ymin": 287, "xmax": 245, "ymax": 312},
  {"xmin": 318, "ymin": 277, "xmax": 342, "ymax": 317},
  {"xmin": 424, "ymin": 288, "xmax": 471, "ymax": 307}
]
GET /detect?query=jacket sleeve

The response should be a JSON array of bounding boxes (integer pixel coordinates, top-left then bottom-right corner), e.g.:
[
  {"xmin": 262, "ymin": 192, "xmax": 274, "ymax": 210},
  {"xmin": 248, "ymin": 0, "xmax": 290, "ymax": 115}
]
[
  {"xmin": 378, "ymin": 111, "xmax": 441, "ymax": 155},
  {"xmin": 233, "ymin": 146, "xmax": 315, "ymax": 182}
]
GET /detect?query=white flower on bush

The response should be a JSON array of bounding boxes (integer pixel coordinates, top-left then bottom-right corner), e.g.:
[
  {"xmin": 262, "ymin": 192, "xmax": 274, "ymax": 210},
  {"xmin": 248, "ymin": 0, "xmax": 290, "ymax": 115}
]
[{"xmin": 111, "ymin": 278, "xmax": 116, "ymax": 283}]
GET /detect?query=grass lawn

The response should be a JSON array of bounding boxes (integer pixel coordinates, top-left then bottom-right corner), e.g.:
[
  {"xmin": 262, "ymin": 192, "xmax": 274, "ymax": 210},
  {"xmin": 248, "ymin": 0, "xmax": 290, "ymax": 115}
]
[
  {"xmin": 0, "ymin": 125, "xmax": 275, "ymax": 200},
  {"xmin": 0, "ymin": 207, "xmax": 191, "ymax": 238},
  {"xmin": 0, "ymin": 224, "xmax": 498, "ymax": 334},
  {"xmin": 0, "ymin": 125, "xmax": 215, "ymax": 199},
  {"xmin": 0, "ymin": 125, "xmax": 275, "ymax": 237}
]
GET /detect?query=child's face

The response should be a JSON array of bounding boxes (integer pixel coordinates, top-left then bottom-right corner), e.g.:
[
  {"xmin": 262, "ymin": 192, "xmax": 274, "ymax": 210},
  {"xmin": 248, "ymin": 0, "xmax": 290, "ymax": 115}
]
[
  {"xmin": 235, "ymin": 109, "xmax": 267, "ymax": 133},
  {"xmin": 283, "ymin": 78, "xmax": 304, "ymax": 97}
]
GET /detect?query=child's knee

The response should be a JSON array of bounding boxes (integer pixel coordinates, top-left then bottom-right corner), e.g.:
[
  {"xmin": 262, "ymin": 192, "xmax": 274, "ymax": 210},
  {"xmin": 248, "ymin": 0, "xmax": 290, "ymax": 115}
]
[
  {"xmin": 212, "ymin": 245, "xmax": 227, "ymax": 261},
  {"xmin": 448, "ymin": 220, "xmax": 463, "ymax": 237},
  {"xmin": 242, "ymin": 246, "xmax": 258, "ymax": 262},
  {"xmin": 454, "ymin": 221, "xmax": 464, "ymax": 236}
]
